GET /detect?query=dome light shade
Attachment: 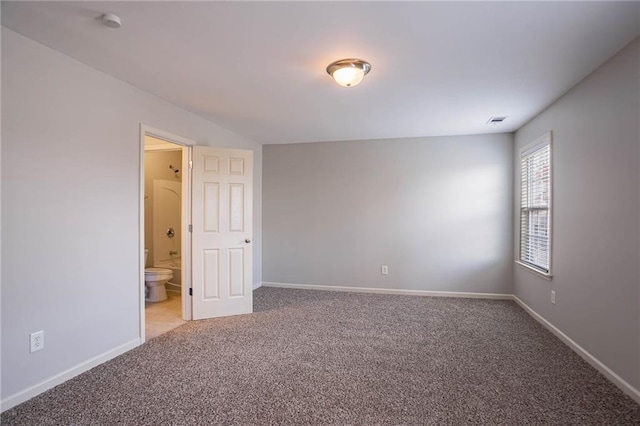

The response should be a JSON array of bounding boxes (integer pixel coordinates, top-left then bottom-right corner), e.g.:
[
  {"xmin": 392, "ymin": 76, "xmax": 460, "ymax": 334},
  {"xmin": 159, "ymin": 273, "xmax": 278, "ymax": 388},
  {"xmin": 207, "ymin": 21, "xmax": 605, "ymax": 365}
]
[
  {"xmin": 332, "ymin": 67, "xmax": 365, "ymax": 87},
  {"xmin": 326, "ymin": 59, "xmax": 371, "ymax": 87}
]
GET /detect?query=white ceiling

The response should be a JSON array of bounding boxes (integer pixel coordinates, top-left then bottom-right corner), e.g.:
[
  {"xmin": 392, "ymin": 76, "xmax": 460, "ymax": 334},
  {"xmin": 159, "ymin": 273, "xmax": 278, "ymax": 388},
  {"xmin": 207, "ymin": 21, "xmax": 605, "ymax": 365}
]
[{"xmin": 2, "ymin": 1, "xmax": 639, "ymax": 144}]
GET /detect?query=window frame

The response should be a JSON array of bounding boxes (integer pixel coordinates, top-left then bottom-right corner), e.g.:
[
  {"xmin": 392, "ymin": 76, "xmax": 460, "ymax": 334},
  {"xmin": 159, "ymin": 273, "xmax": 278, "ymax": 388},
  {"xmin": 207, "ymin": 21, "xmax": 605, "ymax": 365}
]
[{"xmin": 516, "ymin": 131, "xmax": 553, "ymax": 281}]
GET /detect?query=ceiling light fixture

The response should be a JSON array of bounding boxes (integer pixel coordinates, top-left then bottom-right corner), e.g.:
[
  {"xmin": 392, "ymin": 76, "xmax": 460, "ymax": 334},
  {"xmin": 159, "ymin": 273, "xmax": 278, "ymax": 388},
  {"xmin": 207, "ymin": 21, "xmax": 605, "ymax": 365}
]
[{"xmin": 326, "ymin": 59, "xmax": 371, "ymax": 87}]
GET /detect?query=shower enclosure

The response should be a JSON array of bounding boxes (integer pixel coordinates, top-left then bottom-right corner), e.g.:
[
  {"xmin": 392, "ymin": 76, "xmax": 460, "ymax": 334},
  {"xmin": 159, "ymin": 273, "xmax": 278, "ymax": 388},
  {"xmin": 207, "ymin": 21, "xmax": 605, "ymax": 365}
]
[{"xmin": 153, "ymin": 179, "xmax": 182, "ymax": 290}]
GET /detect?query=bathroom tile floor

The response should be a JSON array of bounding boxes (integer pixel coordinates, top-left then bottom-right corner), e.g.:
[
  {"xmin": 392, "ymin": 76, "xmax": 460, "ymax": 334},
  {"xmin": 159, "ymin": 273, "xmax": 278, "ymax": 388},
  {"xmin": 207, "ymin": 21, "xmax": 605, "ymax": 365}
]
[{"xmin": 145, "ymin": 291, "xmax": 185, "ymax": 340}]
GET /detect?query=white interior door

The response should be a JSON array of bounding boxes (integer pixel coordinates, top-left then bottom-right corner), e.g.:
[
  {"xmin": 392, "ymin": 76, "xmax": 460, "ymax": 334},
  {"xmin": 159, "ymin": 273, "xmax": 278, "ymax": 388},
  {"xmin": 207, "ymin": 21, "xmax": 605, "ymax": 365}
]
[{"xmin": 191, "ymin": 146, "xmax": 253, "ymax": 320}]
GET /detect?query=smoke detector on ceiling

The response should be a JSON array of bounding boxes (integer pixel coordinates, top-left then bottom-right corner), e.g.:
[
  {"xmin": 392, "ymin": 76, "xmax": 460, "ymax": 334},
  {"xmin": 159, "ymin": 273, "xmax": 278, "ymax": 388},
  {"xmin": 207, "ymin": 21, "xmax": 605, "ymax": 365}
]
[
  {"xmin": 487, "ymin": 116, "xmax": 507, "ymax": 124},
  {"xmin": 101, "ymin": 13, "xmax": 122, "ymax": 29}
]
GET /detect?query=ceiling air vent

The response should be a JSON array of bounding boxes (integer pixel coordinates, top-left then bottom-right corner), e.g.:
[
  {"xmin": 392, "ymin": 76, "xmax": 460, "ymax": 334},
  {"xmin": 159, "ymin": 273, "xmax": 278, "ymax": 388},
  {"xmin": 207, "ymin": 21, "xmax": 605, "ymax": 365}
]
[{"xmin": 487, "ymin": 116, "xmax": 507, "ymax": 124}]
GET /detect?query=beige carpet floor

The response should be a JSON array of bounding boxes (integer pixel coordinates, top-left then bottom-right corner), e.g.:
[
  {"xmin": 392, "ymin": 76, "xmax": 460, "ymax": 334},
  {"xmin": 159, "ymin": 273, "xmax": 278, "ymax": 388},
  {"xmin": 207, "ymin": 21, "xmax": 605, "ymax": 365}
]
[{"xmin": 2, "ymin": 287, "xmax": 639, "ymax": 425}]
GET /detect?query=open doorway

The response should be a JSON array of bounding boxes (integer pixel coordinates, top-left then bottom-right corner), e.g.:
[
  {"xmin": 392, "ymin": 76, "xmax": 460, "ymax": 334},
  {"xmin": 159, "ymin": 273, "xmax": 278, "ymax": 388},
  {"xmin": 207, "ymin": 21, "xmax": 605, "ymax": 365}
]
[
  {"xmin": 139, "ymin": 125, "xmax": 193, "ymax": 342},
  {"xmin": 138, "ymin": 125, "xmax": 255, "ymax": 341},
  {"xmin": 144, "ymin": 136, "xmax": 184, "ymax": 338}
]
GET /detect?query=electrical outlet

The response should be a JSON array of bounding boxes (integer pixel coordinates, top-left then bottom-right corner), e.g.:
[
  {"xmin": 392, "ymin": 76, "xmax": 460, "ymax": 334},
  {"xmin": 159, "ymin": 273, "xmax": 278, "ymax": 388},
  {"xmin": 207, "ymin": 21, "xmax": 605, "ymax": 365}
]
[
  {"xmin": 551, "ymin": 290, "xmax": 556, "ymax": 305},
  {"xmin": 381, "ymin": 265, "xmax": 389, "ymax": 275},
  {"xmin": 30, "ymin": 331, "xmax": 44, "ymax": 353}
]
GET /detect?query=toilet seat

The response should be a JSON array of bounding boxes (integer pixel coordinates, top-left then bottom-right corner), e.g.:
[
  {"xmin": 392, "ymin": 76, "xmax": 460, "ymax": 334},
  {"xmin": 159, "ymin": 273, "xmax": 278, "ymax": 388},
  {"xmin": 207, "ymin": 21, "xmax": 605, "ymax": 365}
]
[
  {"xmin": 145, "ymin": 267, "xmax": 172, "ymax": 274},
  {"xmin": 145, "ymin": 267, "xmax": 173, "ymax": 280}
]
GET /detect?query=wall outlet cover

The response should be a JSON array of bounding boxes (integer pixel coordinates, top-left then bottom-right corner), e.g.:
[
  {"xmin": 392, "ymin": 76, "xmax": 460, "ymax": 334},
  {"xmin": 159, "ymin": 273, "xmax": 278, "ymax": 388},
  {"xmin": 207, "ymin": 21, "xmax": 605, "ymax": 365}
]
[{"xmin": 30, "ymin": 330, "xmax": 44, "ymax": 353}]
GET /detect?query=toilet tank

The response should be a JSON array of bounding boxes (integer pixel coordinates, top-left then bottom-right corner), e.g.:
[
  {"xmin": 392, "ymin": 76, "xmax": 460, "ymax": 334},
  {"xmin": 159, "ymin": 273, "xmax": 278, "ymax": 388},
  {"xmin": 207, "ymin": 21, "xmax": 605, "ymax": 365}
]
[{"xmin": 144, "ymin": 249, "xmax": 149, "ymax": 267}]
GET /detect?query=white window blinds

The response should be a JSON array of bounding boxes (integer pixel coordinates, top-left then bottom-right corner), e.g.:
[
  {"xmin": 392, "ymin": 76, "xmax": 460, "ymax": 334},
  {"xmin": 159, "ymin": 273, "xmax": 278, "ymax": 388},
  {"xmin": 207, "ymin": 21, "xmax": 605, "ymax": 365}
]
[{"xmin": 520, "ymin": 135, "xmax": 552, "ymax": 273}]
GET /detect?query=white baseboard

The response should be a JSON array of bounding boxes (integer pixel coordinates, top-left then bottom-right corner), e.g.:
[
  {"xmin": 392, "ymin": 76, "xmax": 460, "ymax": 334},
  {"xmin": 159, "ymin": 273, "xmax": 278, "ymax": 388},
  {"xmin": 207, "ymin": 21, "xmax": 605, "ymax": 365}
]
[
  {"xmin": 261, "ymin": 282, "xmax": 512, "ymax": 300},
  {"xmin": 1, "ymin": 338, "xmax": 141, "ymax": 412},
  {"xmin": 513, "ymin": 296, "xmax": 640, "ymax": 404},
  {"xmin": 4, "ymin": 290, "xmax": 637, "ymax": 412}
]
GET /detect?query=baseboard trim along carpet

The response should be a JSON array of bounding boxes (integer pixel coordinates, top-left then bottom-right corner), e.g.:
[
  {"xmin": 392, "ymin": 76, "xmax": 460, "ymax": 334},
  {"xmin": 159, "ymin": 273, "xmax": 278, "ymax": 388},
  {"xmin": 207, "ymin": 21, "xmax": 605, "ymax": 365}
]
[
  {"xmin": 261, "ymin": 281, "xmax": 513, "ymax": 300},
  {"xmin": 0, "ymin": 338, "xmax": 141, "ymax": 412},
  {"xmin": 252, "ymin": 281, "xmax": 263, "ymax": 290},
  {"xmin": 513, "ymin": 296, "xmax": 640, "ymax": 404}
]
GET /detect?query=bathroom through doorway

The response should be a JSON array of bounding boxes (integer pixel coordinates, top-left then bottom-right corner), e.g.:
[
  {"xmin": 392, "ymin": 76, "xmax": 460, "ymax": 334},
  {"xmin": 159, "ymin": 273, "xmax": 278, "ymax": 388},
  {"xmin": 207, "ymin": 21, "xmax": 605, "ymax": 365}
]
[
  {"xmin": 141, "ymin": 127, "xmax": 193, "ymax": 341},
  {"xmin": 138, "ymin": 125, "xmax": 255, "ymax": 341}
]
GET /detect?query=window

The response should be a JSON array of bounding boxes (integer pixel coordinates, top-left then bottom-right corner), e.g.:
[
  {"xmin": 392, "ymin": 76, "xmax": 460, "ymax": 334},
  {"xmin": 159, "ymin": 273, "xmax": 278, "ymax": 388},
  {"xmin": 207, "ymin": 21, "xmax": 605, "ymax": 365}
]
[{"xmin": 519, "ymin": 132, "xmax": 552, "ymax": 277}]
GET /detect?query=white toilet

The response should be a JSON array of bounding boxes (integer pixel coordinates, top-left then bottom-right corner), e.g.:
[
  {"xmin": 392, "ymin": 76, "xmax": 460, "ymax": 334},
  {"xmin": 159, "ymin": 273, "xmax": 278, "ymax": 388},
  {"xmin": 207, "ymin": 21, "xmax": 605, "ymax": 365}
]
[{"xmin": 144, "ymin": 249, "xmax": 173, "ymax": 302}]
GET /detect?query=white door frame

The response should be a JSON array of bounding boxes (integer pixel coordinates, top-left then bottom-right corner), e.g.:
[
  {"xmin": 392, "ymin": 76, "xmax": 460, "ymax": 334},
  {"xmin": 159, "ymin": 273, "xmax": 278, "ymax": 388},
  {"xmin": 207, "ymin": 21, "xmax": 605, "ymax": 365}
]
[{"xmin": 139, "ymin": 124, "xmax": 195, "ymax": 343}]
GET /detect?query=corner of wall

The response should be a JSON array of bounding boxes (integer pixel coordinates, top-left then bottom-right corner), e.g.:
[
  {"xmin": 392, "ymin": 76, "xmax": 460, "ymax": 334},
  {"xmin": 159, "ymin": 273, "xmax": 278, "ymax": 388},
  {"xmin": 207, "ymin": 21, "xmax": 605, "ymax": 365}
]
[{"xmin": 512, "ymin": 36, "xmax": 640, "ymax": 395}]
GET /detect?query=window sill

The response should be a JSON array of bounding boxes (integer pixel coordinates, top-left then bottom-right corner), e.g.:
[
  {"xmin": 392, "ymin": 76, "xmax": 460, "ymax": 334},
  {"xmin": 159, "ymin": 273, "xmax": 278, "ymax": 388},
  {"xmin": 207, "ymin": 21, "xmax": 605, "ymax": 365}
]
[{"xmin": 515, "ymin": 261, "xmax": 553, "ymax": 281}]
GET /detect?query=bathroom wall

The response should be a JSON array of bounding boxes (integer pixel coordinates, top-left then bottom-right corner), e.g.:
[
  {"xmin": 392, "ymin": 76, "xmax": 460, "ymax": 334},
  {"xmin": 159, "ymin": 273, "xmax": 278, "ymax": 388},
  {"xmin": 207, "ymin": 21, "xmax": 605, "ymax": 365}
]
[
  {"xmin": 1, "ymin": 28, "xmax": 263, "ymax": 407},
  {"xmin": 144, "ymin": 149, "xmax": 182, "ymax": 267}
]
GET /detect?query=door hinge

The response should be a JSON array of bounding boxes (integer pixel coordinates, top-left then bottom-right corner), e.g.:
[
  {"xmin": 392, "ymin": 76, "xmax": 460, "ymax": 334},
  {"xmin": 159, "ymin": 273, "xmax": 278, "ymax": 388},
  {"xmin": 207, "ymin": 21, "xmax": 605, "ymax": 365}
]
[
  {"xmin": 189, "ymin": 160, "xmax": 193, "ymax": 170},
  {"xmin": 189, "ymin": 288, "xmax": 193, "ymax": 296},
  {"xmin": 188, "ymin": 224, "xmax": 193, "ymax": 232}
]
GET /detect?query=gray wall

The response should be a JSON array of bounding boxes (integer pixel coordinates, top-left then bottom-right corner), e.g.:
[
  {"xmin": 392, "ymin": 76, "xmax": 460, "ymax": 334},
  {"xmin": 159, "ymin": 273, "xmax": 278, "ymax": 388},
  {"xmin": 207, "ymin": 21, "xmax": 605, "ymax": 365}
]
[
  {"xmin": 264, "ymin": 134, "xmax": 513, "ymax": 294},
  {"xmin": 1, "ymin": 28, "xmax": 262, "ymax": 401},
  {"xmin": 513, "ymin": 38, "xmax": 639, "ymax": 388}
]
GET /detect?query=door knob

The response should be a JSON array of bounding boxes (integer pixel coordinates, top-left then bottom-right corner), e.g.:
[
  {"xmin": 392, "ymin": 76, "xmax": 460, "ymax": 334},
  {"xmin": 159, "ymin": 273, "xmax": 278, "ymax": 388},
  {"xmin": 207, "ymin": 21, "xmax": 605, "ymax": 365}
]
[{"xmin": 245, "ymin": 238, "xmax": 252, "ymax": 243}]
